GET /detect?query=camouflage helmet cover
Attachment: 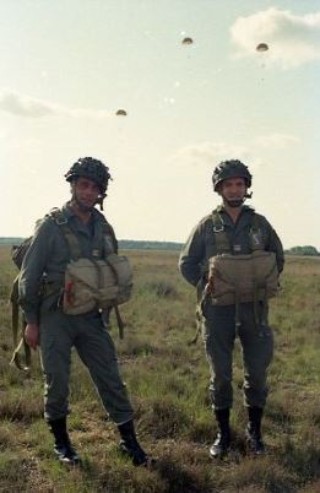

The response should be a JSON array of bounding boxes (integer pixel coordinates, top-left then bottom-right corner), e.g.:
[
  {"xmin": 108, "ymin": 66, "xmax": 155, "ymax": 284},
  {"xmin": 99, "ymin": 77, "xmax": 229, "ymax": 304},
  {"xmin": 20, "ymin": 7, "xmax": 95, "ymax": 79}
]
[
  {"xmin": 65, "ymin": 157, "xmax": 111, "ymax": 194},
  {"xmin": 212, "ymin": 159, "xmax": 252, "ymax": 191}
]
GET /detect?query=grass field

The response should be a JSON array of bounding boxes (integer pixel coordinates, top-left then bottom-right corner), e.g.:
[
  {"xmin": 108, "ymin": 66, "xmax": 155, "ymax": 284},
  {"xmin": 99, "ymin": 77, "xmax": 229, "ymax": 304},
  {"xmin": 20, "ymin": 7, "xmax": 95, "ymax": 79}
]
[{"xmin": 0, "ymin": 246, "xmax": 319, "ymax": 492}]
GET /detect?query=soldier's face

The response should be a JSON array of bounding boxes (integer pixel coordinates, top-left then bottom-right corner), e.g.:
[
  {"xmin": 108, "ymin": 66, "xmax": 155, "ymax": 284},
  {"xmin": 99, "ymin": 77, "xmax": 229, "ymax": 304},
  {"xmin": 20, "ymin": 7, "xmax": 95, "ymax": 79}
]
[
  {"xmin": 219, "ymin": 177, "xmax": 247, "ymax": 208},
  {"xmin": 72, "ymin": 177, "xmax": 101, "ymax": 211}
]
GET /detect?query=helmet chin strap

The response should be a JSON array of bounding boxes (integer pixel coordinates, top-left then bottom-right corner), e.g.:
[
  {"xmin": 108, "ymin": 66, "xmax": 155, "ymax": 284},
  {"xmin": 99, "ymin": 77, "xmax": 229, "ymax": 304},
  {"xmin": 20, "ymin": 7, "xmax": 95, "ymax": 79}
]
[
  {"xmin": 224, "ymin": 191, "xmax": 253, "ymax": 208},
  {"xmin": 97, "ymin": 193, "xmax": 106, "ymax": 211}
]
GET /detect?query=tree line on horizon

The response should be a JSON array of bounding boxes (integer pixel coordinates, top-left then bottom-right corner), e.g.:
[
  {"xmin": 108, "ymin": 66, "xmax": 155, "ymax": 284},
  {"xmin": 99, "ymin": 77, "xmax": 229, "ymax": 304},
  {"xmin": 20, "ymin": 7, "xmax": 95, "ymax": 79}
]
[
  {"xmin": 0, "ymin": 237, "xmax": 319, "ymax": 255},
  {"xmin": 0, "ymin": 237, "xmax": 183, "ymax": 251}
]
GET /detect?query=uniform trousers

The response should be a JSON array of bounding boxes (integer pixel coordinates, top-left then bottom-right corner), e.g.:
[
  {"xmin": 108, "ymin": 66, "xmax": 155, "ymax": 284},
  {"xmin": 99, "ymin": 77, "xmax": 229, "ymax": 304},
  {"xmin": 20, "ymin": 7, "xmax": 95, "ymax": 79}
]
[
  {"xmin": 39, "ymin": 308, "xmax": 134, "ymax": 424},
  {"xmin": 201, "ymin": 301, "xmax": 273, "ymax": 410}
]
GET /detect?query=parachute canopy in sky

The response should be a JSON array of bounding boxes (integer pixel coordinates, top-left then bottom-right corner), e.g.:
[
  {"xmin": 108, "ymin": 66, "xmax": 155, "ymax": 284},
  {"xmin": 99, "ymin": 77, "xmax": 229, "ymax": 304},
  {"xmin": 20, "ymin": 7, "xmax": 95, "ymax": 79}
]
[
  {"xmin": 115, "ymin": 109, "xmax": 127, "ymax": 116},
  {"xmin": 182, "ymin": 37, "xmax": 193, "ymax": 45},
  {"xmin": 256, "ymin": 43, "xmax": 269, "ymax": 52}
]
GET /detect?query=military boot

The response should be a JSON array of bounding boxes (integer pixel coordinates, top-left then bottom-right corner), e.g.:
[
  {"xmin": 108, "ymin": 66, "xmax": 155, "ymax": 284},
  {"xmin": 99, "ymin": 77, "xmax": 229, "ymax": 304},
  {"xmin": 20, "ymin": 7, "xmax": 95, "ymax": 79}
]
[
  {"xmin": 209, "ymin": 408, "xmax": 231, "ymax": 459},
  {"xmin": 245, "ymin": 406, "xmax": 265, "ymax": 455},
  {"xmin": 118, "ymin": 420, "xmax": 150, "ymax": 466},
  {"xmin": 48, "ymin": 417, "xmax": 81, "ymax": 465}
]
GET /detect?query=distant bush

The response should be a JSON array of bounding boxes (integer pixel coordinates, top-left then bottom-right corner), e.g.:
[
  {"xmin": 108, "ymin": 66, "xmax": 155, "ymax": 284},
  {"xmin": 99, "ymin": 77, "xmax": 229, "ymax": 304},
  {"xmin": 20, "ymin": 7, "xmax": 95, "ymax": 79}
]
[
  {"xmin": 119, "ymin": 240, "xmax": 183, "ymax": 251},
  {"xmin": 145, "ymin": 280, "xmax": 178, "ymax": 298},
  {"xmin": 285, "ymin": 245, "xmax": 319, "ymax": 256}
]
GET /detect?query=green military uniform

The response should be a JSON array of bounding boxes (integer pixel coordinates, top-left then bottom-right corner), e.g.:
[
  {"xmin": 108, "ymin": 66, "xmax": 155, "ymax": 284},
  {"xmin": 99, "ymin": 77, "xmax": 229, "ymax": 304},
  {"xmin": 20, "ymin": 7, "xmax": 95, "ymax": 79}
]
[
  {"xmin": 179, "ymin": 205, "xmax": 284, "ymax": 410},
  {"xmin": 19, "ymin": 202, "xmax": 134, "ymax": 424}
]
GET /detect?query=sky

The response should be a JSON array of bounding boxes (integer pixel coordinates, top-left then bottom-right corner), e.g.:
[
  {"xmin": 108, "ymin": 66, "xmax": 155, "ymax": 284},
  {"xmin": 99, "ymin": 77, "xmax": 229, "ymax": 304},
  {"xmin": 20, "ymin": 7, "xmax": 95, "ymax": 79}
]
[{"xmin": 0, "ymin": 0, "xmax": 319, "ymax": 249}]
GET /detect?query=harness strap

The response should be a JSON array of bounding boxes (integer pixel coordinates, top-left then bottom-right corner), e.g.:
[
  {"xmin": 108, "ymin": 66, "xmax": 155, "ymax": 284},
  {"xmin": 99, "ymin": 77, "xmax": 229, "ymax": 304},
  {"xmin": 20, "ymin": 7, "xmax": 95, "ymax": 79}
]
[
  {"xmin": 207, "ymin": 210, "xmax": 266, "ymax": 333},
  {"xmin": 249, "ymin": 214, "xmax": 264, "ymax": 251},
  {"xmin": 50, "ymin": 208, "xmax": 83, "ymax": 259},
  {"xmin": 50, "ymin": 208, "xmax": 125, "ymax": 339},
  {"xmin": 211, "ymin": 211, "xmax": 231, "ymax": 254}
]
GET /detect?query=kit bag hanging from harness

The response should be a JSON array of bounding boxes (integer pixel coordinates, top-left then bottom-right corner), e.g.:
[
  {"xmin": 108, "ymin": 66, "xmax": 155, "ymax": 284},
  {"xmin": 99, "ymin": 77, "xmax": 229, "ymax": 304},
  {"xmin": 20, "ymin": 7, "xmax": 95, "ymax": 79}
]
[
  {"xmin": 10, "ymin": 236, "xmax": 35, "ymax": 370},
  {"xmin": 50, "ymin": 209, "xmax": 133, "ymax": 316},
  {"xmin": 63, "ymin": 255, "xmax": 132, "ymax": 315},
  {"xmin": 206, "ymin": 211, "xmax": 279, "ymax": 306},
  {"xmin": 9, "ymin": 209, "xmax": 132, "ymax": 370},
  {"xmin": 10, "ymin": 271, "xmax": 31, "ymax": 371}
]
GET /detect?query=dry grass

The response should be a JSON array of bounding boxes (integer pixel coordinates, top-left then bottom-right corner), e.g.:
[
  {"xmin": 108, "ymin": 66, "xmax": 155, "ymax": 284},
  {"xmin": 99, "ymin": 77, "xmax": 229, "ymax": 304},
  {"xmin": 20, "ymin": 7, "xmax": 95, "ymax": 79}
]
[{"xmin": 0, "ymin": 246, "xmax": 319, "ymax": 492}]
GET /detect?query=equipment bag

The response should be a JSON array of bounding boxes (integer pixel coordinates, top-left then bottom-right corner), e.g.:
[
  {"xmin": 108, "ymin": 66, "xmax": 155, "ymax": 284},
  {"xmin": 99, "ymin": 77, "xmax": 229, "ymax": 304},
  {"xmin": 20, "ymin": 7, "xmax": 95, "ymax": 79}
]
[
  {"xmin": 9, "ymin": 208, "xmax": 131, "ymax": 370},
  {"xmin": 11, "ymin": 237, "xmax": 33, "ymax": 270},
  {"xmin": 207, "ymin": 250, "xmax": 279, "ymax": 306},
  {"xmin": 9, "ymin": 275, "xmax": 31, "ymax": 371},
  {"xmin": 191, "ymin": 210, "xmax": 280, "ymax": 343},
  {"xmin": 63, "ymin": 254, "xmax": 133, "ymax": 315}
]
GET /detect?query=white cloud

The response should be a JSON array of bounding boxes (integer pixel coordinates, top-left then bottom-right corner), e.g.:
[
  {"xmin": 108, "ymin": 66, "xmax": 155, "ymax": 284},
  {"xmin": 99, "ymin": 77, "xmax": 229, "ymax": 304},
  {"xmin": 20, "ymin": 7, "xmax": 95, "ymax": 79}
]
[
  {"xmin": 255, "ymin": 133, "xmax": 300, "ymax": 149},
  {"xmin": 0, "ymin": 89, "xmax": 113, "ymax": 119},
  {"xmin": 230, "ymin": 7, "xmax": 320, "ymax": 68},
  {"xmin": 169, "ymin": 141, "xmax": 251, "ymax": 167}
]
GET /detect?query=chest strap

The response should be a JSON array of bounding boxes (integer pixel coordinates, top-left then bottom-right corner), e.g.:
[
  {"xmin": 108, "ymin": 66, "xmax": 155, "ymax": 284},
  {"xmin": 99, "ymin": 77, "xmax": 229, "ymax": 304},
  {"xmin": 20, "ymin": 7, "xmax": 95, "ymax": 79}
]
[{"xmin": 212, "ymin": 210, "xmax": 264, "ymax": 254}]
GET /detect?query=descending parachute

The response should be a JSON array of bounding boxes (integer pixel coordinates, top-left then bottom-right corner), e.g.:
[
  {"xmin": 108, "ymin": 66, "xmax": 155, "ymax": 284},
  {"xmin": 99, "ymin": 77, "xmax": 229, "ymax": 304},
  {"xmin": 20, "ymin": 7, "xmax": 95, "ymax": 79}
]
[
  {"xmin": 256, "ymin": 43, "xmax": 269, "ymax": 52},
  {"xmin": 182, "ymin": 37, "xmax": 193, "ymax": 45},
  {"xmin": 116, "ymin": 109, "xmax": 127, "ymax": 116}
]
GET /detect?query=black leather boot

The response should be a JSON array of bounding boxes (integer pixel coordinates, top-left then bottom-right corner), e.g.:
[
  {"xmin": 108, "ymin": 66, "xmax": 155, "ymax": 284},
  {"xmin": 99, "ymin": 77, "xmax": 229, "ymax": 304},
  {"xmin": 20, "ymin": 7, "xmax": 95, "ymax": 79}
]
[
  {"xmin": 209, "ymin": 408, "xmax": 231, "ymax": 458},
  {"xmin": 245, "ymin": 406, "xmax": 265, "ymax": 455},
  {"xmin": 118, "ymin": 420, "xmax": 150, "ymax": 466},
  {"xmin": 48, "ymin": 417, "xmax": 81, "ymax": 465}
]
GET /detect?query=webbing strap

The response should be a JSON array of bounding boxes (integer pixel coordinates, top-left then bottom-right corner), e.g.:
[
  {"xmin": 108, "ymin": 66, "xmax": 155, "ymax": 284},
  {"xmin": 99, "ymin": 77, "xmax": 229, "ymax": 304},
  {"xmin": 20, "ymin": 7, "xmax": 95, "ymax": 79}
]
[
  {"xmin": 60, "ymin": 224, "xmax": 83, "ymax": 259},
  {"xmin": 211, "ymin": 211, "xmax": 231, "ymax": 254},
  {"xmin": 49, "ymin": 208, "xmax": 83, "ymax": 259},
  {"xmin": 212, "ymin": 210, "xmax": 264, "ymax": 254},
  {"xmin": 50, "ymin": 208, "xmax": 125, "ymax": 338},
  {"xmin": 210, "ymin": 209, "xmax": 266, "ymax": 334},
  {"xmin": 249, "ymin": 215, "xmax": 264, "ymax": 251}
]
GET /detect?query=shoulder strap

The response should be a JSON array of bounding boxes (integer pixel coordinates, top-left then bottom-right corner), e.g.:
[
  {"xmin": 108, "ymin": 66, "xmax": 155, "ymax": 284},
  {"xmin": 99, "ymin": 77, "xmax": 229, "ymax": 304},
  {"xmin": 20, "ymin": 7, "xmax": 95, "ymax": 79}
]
[
  {"xmin": 212, "ymin": 210, "xmax": 231, "ymax": 254},
  {"xmin": 102, "ymin": 220, "xmax": 118, "ymax": 254},
  {"xmin": 49, "ymin": 207, "xmax": 119, "ymax": 259},
  {"xmin": 49, "ymin": 208, "xmax": 82, "ymax": 260},
  {"xmin": 212, "ymin": 210, "xmax": 265, "ymax": 254},
  {"xmin": 249, "ymin": 214, "xmax": 264, "ymax": 251}
]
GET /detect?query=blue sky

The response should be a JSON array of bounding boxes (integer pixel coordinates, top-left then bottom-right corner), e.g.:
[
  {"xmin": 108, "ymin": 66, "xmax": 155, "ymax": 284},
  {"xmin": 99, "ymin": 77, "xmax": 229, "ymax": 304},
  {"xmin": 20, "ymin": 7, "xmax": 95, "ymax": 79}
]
[{"xmin": 0, "ymin": 0, "xmax": 319, "ymax": 249}]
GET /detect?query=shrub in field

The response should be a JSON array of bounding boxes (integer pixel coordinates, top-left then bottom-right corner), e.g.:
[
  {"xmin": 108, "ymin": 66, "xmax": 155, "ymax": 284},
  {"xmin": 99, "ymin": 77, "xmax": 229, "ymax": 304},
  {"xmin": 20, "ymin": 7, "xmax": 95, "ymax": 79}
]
[{"xmin": 138, "ymin": 279, "xmax": 179, "ymax": 299}]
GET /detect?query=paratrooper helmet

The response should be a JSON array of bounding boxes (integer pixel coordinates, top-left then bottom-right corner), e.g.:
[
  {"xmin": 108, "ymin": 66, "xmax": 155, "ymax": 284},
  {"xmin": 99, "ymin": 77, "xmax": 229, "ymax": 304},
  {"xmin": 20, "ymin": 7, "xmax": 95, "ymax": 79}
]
[
  {"xmin": 212, "ymin": 160, "xmax": 252, "ymax": 191},
  {"xmin": 65, "ymin": 157, "xmax": 111, "ymax": 194}
]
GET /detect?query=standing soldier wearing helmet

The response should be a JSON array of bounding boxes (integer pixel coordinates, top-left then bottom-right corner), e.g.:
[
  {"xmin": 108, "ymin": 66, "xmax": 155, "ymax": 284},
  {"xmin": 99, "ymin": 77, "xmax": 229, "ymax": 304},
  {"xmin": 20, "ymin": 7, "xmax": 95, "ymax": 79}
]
[
  {"xmin": 179, "ymin": 160, "xmax": 284, "ymax": 458},
  {"xmin": 19, "ymin": 157, "xmax": 150, "ymax": 466}
]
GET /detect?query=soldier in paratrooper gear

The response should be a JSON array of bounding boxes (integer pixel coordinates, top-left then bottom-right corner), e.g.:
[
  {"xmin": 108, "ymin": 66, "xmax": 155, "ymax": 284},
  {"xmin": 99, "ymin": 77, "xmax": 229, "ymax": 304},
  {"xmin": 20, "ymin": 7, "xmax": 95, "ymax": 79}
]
[
  {"xmin": 179, "ymin": 159, "xmax": 284, "ymax": 458},
  {"xmin": 19, "ymin": 157, "xmax": 151, "ymax": 467}
]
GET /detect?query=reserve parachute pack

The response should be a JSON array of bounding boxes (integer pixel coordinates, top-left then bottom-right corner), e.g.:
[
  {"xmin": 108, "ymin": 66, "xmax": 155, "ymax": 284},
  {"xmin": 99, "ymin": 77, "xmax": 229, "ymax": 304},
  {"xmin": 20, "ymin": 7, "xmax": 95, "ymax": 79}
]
[
  {"xmin": 206, "ymin": 211, "xmax": 279, "ymax": 307},
  {"xmin": 189, "ymin": 210, "xmax": 280, "ymax": 344},
  {"xmin": 10, "ymin": 208, "xmax": 132, "ymax": 370},
  {"xmin": 63, "ymin": 256, "xmax": 132, "ymax": 315},
  {"xmin": 51, "ymin": 209, "xmax": 133, "ymax": 316}
]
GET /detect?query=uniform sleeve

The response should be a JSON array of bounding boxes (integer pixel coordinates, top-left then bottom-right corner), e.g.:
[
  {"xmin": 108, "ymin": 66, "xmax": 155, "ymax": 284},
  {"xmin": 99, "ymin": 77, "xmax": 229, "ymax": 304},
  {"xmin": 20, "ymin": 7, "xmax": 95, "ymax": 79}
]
[
  {"xmin": 178, "ymin": 223, "xmax": 205, "ymax": 286},
  {"xmin": 262, "ymin": 217, "xmax": 285, "ymax": 274},
  {"xmin": 18, "ymin": 220, "xmax": 53, "ymax": 324},
  {"xmin": 105, "ymin": 221, "xmax": 118, "ymax": 254}
]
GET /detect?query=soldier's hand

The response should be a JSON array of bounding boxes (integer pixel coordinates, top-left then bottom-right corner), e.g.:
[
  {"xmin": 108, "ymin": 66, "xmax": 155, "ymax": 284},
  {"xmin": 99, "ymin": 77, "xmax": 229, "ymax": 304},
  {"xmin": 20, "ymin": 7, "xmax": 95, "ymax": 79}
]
[{"xmin": 25, "ymin": 324, "xmax": 40, "ymax": 350}]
